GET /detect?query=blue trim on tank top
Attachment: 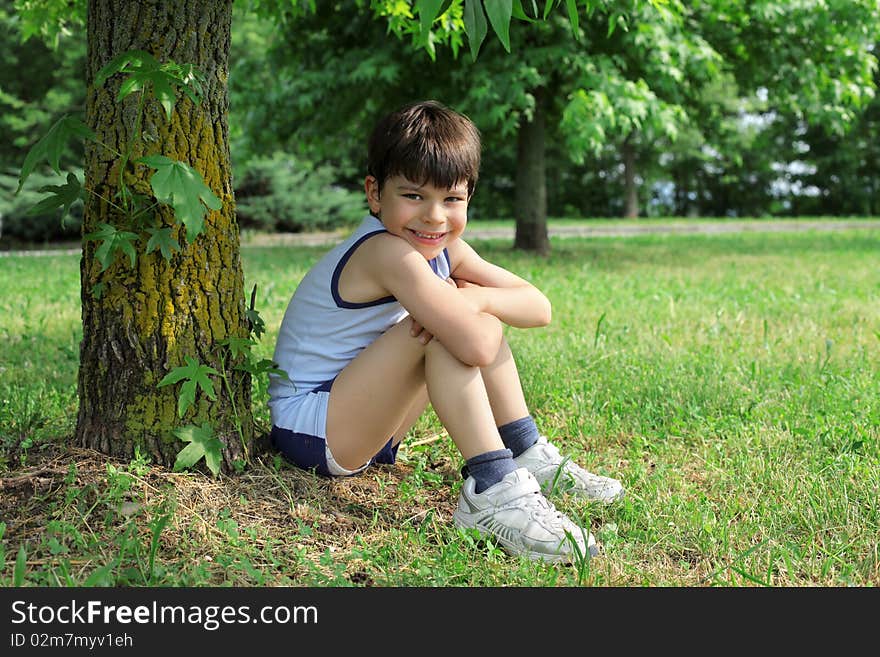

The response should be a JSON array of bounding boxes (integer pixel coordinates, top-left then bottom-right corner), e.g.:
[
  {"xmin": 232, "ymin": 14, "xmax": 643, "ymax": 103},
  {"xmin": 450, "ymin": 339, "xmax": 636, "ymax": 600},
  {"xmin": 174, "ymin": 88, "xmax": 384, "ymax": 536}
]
[
  {"xmin": 331, "ymin": 232, "xmax": 452, "ymax": 309},
  {"xmin": 428, "ymin": 249, "xmax": 451, "ymax": 276},
  {"xmin": 331, "ymin": 230, "xmax": 397, "ymax": 309}
]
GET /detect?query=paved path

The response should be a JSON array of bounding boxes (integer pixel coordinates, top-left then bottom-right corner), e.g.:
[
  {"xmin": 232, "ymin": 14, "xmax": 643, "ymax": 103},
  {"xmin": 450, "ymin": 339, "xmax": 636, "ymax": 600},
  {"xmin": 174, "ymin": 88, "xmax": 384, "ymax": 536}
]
[
  {"xmin": 233, "ymin": 218, "xmax": 880, "ymax": 248},
  {"xmin": 3, "ymin": 218, "xmax": 879, "ymax": 257}
]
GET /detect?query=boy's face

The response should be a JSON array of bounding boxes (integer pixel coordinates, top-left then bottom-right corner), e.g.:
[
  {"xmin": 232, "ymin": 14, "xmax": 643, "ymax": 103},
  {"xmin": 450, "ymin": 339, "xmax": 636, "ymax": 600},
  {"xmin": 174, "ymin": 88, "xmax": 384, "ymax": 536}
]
[{"xmin": 365, "ymin": 175, "xmax": 469, "ymax": 260}]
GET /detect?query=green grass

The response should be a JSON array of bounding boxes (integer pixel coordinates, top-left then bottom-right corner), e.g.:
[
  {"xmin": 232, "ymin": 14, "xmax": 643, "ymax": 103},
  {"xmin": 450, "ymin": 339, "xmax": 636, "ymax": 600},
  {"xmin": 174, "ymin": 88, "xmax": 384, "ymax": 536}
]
[{"xmin": 1, "ymin": 226, "xmax": 878, "ymax": 586}]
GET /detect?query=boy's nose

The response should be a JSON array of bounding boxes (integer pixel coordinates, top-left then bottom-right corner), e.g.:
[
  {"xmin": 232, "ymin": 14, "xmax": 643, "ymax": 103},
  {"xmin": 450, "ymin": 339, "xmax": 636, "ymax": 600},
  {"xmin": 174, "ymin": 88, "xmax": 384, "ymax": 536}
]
[{"xmin": 424, "ymin": 202, "xmax": 445, "ymax": 223}]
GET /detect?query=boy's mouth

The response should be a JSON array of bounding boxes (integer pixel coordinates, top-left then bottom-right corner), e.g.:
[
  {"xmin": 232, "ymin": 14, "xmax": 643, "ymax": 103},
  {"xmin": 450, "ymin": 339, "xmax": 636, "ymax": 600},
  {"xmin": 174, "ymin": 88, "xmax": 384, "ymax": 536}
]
[{"xmin": 408, "ymin": 228, "xmax": 447, "ymax": 243}]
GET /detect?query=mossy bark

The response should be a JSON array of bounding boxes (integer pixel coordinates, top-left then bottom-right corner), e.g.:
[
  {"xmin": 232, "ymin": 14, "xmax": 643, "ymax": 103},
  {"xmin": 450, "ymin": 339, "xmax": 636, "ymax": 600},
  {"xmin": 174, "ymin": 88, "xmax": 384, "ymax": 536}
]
[
  {"xmin": 77, "ymin": 0, "xmax": 253, "ymax": 471},
  {"xmin": 514, "ymin": 87, "xmax": 550, "ymax": 255}
]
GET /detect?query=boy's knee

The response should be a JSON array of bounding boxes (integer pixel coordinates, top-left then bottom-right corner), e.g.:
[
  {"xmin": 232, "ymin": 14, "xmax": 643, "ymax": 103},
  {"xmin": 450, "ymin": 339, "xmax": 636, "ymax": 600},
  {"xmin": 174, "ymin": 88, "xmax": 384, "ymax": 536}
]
[
  {"xmin": 424, "ymin": 337, "xmax": 450, "ymax": 358},
  {"xmin": 425, "ymin": 335, "xmax": 497, "ymax": 369},
  {"xmin": 424, "ymin": 337, "xmax": 466, "ymax": 365}
]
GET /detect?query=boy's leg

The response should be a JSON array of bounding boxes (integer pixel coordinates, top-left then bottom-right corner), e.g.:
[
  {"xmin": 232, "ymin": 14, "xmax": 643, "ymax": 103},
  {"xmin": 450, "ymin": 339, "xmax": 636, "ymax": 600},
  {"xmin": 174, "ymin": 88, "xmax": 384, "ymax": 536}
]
[
  {"xmin": 479, "ymin": 337, "xmax": 530, "ymax": 428},
  {"xmin": 479, "ymin": 338, "xmax": 542, "ymax": 457},
  {"xmin": 391, "ymin": 385, "xmax": 428, "ymax": 448},
  {"xmin": 326, "ymin": 318, "xmax": 505, "ymax": 470},
  {"xmin": 367, "ymin": 386, "xmax": 428, "ymax": 465}
]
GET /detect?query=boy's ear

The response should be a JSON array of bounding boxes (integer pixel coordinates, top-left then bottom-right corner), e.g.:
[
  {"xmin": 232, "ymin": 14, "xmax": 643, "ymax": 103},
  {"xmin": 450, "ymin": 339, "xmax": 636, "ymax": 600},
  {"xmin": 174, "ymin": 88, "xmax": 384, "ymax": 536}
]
[{"xmin": 364, "ymin": 175, "xmax": 382, "ymax": 214}]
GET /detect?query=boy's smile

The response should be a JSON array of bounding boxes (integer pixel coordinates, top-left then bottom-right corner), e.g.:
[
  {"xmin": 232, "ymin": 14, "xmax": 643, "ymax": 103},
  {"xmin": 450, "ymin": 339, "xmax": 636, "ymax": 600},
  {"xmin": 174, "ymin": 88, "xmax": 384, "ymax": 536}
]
[
  {"xmin": 408, "ymin": 228, "xmax": 447, "ymax": 245},
  {"xmin": 365, "ymin": 175, "xmax": 469, "ymax": 259}
]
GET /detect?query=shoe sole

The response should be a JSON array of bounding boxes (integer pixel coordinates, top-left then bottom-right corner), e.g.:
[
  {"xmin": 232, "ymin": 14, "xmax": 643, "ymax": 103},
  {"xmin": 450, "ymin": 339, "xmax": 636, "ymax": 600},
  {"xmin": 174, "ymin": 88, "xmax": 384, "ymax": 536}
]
[{"xmin": 452, "ymin": 511, "xmax": 594, "ymax": 564}]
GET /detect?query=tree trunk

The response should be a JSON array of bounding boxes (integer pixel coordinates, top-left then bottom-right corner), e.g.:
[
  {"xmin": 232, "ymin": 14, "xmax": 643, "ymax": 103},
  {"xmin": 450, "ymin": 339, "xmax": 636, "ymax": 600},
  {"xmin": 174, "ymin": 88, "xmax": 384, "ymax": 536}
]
[
  {"xmin": 514, "ymin": 88, "xmax": 549, "ymax": 254},
  {"xmin": 622, "ymin": 134, "xmax": 639, "ymax": 219},
  {"xmin": 78, "ymin": 0, "xmax": 252, "ymax": 471}
]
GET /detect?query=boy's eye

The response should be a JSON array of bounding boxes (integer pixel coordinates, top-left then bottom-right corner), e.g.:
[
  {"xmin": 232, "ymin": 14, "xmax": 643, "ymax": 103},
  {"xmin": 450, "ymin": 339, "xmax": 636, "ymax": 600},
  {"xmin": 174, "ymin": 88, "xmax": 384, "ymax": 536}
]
[
  {"xmin": 446, "ymin": 196, "xmax": 465, "ymax": 203},
  {"xmin": 403, "ymin": 193, "xmax": 422, "ymax": 200}
]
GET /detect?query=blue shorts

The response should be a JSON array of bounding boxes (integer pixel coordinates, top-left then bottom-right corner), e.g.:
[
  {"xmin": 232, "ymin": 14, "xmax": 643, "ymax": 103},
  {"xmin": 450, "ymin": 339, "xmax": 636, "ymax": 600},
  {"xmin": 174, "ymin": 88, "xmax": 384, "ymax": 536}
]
[
  {"xmin": 271, "ymin": 426, "xmax": 399, "ymax": 477},
  {"xmin": 270, "ymin": 377, "xmax": 397, "ymax": 477}
]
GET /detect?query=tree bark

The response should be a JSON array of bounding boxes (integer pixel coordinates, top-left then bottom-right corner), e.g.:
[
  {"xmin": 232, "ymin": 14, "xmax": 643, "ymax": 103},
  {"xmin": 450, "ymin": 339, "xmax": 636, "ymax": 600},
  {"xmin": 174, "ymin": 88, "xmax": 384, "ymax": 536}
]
[
  {"xmin": 78, "ymin": 0, "xmax": 252, "ymax": 471},
  {"xmin": 622, "ymin": 134, "xmax": 639, "ymax": 219},
  {"xmin": 514, "ymin": 88, "xmax": 549, "ymax": 254}
]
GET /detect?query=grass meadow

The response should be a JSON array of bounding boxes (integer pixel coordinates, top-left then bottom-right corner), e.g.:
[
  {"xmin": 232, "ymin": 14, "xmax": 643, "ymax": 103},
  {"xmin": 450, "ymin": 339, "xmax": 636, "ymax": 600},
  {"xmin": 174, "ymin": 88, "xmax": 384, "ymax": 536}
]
[{"xmin": 1, "ymin": 225, "xmax": 878, "ymax": 586}]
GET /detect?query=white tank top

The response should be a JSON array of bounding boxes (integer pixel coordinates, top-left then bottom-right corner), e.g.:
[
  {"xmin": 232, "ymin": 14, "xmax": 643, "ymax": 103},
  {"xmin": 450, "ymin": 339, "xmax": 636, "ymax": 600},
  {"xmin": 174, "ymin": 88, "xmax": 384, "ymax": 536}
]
[{"xmin": 268, "ymin": 214, "xmax": 451, "ymax": 408}]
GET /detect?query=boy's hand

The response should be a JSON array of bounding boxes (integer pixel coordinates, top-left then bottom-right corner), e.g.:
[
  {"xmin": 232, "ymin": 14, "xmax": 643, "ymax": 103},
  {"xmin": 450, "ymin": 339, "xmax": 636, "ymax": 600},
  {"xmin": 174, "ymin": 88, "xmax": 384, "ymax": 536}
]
[
  {"xmin": 410, "ymin": 277, "xmax": 458, "ymax": 344},
  {"xmin": 452, "ymin": 277, "xmax": 480, "ymax": 289}
]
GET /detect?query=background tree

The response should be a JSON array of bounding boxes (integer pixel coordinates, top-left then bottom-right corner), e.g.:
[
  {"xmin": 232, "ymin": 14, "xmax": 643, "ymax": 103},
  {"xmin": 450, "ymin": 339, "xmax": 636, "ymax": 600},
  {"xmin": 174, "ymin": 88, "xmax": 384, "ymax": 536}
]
[{"xmin": 0, "ymin": 1, "xmax": 86, "ymax": 241}]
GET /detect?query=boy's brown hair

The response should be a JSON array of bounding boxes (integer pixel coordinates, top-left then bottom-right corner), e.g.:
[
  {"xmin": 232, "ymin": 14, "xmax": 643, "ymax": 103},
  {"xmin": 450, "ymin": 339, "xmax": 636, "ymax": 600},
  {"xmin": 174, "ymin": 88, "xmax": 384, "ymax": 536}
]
[{"xmin": 367, "ymin": 100, "xmax": 482, "ymax": 198}]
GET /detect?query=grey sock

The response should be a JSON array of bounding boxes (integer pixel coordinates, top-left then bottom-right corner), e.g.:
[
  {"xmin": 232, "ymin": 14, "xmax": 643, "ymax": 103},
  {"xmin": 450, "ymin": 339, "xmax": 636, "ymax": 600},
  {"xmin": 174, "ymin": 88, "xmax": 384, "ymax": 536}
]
[
  {"xmin": 498, "ymin": 415, "xmax": 540, "ymax": 458},
  {"xmin": 464, "ymin": 448, "xmax": 518, "ymax": 493}
]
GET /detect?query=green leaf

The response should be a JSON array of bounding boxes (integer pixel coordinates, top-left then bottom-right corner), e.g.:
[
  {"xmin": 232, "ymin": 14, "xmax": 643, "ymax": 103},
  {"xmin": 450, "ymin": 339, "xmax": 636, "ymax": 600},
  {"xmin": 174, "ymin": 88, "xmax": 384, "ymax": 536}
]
[
  {"xmin": 217, "ymin": 337, "xmax": 256, "ymax": 359},
  {"xmin": 484, "ymin": 0, "xmax": 513, "ymax": 52},
  {"xmin": 119, "ymin": 69, "xmax": 185, "ymax": 118},
  {"xmin": 151, "ymin": 72, "xmax": 177, "ymax": 121},
  {"xmin": 138, "ymin": 155, "xmax": 222, "ymax": 242},
  {"xmin": 246, "ymin": 308, "xmax": 266, "ymax": 340},
  {"xmin": 83, "ymin": 223, "xmax": 139, "ymax": 272},
  {"xmin": 608, "ymin": 11, "xmax": 627, "ymax": 37},
  {"xmin": 26, "ymin": 172, "xmax": 83, "ymax": 224},
  {"xmin": 17, "ymin": 115, "xmax": 95, "ymax": 193},
  {"xmin": 417, "ymin": 0, "xmax": 445, "ymax": 38},
  {"xmin": 91, "ymin": 282, "xmax": 106, "ymax": 300},
  {"xmin": 511, "ymin": 0, "xmax": 533, "ymax": 21},
  {"xmin": 565, "ymin": 0, "xmax": 579, "ymax": 37},
  {"xmin": 464, "ymin": 0, "xmax": 489, "ymax": 60},
  {"xmin": 543, "ymin": 0, "xmax": 557, "ymax": 20},
  {"xmin": 13, "ymin": 543, "xmax": 27, "ymax": 586},
  {"xmin": 145, "ymin": 227, "xmax": 182, "ymax": 261},
  {"xmin": 95, "ymin": 49, "xmax": 159, "ymax": 86},
  {"xmin": 236, "ymin": 358, "xmax": 287, "ymax": 378},
  {"xmin": 83, "ymin": 564, "xmax": 115, "ymax": 587},
  {"xmin": 175, "ymin": 64, "xmax": 206, "ymax": 104},
  {"xmin": 98, "ymin": 50, "xmax": 204, "ymax": 120},
  {"xmin": 173, "ymin": 423, "xmax": 224, "ymax": 476},
  {"xmin": 158, "ymin": 356, "xmax": 218, "ymax": 418},
  {"xmin": 117, "ymin": 73, "xmax": 145, "ymax": 101}
]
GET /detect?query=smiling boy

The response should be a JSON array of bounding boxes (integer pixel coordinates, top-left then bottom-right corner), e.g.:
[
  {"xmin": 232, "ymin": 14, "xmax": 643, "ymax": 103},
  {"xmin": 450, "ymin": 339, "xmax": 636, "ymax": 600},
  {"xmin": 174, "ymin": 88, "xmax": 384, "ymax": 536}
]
[{"xmin": 268, "ymin": 100, "xmax": 623, "ymax": 563}]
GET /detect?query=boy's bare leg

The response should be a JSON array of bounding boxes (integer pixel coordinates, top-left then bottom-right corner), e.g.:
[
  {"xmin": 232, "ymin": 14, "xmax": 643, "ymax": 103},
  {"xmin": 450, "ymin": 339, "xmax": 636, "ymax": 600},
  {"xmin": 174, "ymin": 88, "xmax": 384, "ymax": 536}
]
[
  {"xmin": 326, "ymin": 318, "xmax": 504, "ymax": 470},
  {"xmin": 479, "ymin": 337, "xmax": 530, "ymax": 427},
  {"xmin": 423, "ymin": 339, "xmax": 502, "ymax": 459},
  {"xmin": 391, "ymin": 385, "xmax": 428, "ymax": 447}
]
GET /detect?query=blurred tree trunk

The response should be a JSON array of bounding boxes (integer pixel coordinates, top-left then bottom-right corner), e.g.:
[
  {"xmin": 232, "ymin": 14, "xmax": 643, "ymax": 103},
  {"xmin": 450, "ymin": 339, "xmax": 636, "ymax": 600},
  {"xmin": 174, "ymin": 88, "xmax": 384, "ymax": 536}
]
[
  {"xmin": 77, "ymin": 0, "xmax": 252, "ymax": 471},
  {"xmin": 514, "ymin": 87, "xmax": 549, "ymax": 254},
  {"xmin": 623, "ymin": 134, "xmax": 638, "ymax": 218}
]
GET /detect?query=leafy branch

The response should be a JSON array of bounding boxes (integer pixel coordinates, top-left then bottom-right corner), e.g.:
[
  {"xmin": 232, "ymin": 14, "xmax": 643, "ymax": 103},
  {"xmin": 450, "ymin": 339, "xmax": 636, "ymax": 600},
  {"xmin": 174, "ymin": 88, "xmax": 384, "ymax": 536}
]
[{"xmin": 15, "ymin": 49, "xmax": 219, "ymax": 281}]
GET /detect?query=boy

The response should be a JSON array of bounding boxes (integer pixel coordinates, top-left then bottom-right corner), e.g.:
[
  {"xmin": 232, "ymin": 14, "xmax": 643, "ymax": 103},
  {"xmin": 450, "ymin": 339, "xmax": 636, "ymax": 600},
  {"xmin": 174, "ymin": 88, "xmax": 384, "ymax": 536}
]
[{"xmin": 268, "ymin": 100, "xmax": 624, "ymax": 563}]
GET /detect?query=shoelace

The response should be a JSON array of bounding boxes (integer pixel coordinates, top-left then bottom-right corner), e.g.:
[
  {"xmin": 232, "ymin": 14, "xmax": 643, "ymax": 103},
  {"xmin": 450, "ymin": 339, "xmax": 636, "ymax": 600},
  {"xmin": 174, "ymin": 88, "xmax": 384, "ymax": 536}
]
[{"xmin": 520, "ymin": 491, "xmax": 568, "ymax": 524}]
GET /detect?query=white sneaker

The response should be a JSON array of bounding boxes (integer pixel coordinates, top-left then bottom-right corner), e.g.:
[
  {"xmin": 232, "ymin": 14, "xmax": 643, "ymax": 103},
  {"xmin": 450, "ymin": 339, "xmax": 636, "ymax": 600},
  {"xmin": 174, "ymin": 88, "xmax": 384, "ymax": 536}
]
[
  {"xmin": 515, "ymin": 436, "xmax": 625, "ymax": 503},
  {"xmin": 453, "ymin": 467, "xmax": 598, "ymax": 563}
]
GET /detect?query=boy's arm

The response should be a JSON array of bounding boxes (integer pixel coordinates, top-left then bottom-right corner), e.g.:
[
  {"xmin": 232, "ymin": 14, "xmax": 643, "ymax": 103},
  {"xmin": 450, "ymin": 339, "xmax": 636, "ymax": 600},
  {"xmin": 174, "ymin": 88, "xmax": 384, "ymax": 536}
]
[
  {"xmin": 447, "ymin": 239, "xmax": 552, "ymax": 328},
  {"xmin": 364, "ymin": 234, "xmax": 503, "ymax": 368}
]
